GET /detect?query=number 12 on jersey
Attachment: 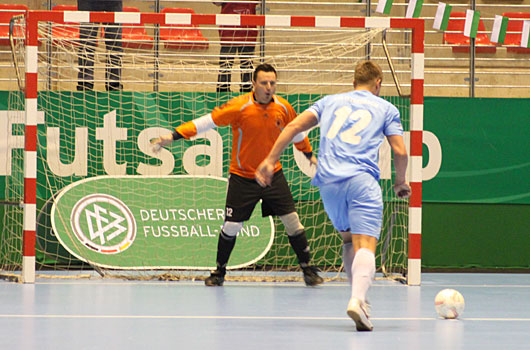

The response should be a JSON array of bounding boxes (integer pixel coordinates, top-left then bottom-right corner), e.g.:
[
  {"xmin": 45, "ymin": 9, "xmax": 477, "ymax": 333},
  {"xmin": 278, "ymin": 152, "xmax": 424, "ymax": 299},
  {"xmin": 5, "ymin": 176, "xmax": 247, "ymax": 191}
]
[{"xmin": 326, "ymin": 106, "xmax": 372, "ymax": 145}]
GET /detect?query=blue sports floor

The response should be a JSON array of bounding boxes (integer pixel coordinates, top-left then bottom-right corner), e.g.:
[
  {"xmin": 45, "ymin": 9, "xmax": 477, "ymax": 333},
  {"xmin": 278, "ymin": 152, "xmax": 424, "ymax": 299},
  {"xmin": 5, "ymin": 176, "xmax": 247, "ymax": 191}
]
[{"xmin": 0, "ymin": 273, "xmax": 529, "ymax": 350}]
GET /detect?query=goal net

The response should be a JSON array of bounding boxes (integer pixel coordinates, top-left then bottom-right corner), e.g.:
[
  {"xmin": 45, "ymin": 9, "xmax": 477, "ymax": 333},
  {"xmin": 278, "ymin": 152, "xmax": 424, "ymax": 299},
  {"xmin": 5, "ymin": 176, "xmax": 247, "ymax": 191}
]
[{"xmin": 2, "ymin": 10, "xmax": 423, "ymax": 284}]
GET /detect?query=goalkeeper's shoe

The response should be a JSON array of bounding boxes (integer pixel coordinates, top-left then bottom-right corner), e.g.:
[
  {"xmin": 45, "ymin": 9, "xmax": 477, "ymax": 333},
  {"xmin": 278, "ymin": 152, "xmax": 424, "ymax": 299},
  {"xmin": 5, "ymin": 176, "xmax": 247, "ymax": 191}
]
[
  {"xmin": 205, "ymin": 268, "xmax": 226, "ymax": 287},
  {"xmin": 347, "ymin": 298, "xmax": 373, "ymax": 331},
  {"xmin": 302, "ymin": 266, "xmax": 324, "ymax": 286}
]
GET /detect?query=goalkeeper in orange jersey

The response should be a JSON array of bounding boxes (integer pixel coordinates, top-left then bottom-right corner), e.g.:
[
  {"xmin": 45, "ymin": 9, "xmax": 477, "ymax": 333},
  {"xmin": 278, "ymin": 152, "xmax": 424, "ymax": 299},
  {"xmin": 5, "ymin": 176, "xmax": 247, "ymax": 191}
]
[{"xmin": 151, "ymin": 63, "xmax": 323, "ymax": 287}]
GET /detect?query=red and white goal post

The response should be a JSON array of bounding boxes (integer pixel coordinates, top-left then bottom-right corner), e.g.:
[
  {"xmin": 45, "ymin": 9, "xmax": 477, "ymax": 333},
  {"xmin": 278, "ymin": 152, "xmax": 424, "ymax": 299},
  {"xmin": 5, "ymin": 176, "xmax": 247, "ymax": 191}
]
[{"xmin": 13, "ymin": 10, "xmax": 423, "ymax": 284}]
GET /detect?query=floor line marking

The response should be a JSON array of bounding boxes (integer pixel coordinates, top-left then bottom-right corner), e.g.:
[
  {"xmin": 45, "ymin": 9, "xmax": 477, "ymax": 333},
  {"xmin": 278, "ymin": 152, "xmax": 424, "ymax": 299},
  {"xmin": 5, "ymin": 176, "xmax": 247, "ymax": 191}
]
[{"xmin": 0, "ymin": 314, "xmax": 528, "ymax": 321}]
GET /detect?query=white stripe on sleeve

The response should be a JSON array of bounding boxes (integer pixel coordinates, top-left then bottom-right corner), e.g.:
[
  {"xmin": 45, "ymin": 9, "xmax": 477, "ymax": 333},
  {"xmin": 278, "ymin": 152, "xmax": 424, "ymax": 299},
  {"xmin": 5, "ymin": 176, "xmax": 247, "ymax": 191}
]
[
  {"xmin": 192, "ymin": 113, "xmax": 216, "ymax": 135},
  {"xmin": 292, "ymin": 131, "xmax": 306, "ymax": 144}
]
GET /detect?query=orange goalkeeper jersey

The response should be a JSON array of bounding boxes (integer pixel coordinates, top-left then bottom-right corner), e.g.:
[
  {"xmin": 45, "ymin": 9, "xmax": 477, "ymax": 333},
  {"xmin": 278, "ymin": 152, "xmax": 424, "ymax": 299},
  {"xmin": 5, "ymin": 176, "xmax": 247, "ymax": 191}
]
[{"xmin": 175, "ymin": 92, "xmax": 312, "ymax": 178}]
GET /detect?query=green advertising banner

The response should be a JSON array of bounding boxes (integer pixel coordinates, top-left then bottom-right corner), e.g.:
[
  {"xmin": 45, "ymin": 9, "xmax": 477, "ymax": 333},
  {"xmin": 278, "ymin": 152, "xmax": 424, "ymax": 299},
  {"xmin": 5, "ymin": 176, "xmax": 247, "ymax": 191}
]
[
  {"xmin": 423, "ymin": 97, "xmax": 530, "ymax": 204},
  {"xmin": 3, "ymin": 92, "xmax": 530, "ymax": 270},
  {"xmin": 51, "ymin": 175, "xmax": 274, "ymax": 269},
  {"xmin": 1, "ymin": 91, "xmax": 403, "ymax": 203},
  {"xmin": 2, "ymin": 93, "xmax": 529, "ymax": 206}
]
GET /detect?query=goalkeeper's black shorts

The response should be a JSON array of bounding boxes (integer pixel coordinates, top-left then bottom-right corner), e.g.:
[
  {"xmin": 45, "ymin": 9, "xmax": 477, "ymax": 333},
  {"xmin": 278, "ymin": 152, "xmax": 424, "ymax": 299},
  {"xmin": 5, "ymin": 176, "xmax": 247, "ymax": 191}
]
[{"xmin": 224, "ymin": 169, "xmax": 296, "ymax": 222}]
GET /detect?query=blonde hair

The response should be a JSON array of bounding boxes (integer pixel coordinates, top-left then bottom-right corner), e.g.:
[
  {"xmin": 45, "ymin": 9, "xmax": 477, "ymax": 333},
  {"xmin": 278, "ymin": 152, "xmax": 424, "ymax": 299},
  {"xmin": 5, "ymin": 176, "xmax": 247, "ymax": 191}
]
[{"xmin": 354, "ymin": 60, "xmax": 383, "ymax": 86}]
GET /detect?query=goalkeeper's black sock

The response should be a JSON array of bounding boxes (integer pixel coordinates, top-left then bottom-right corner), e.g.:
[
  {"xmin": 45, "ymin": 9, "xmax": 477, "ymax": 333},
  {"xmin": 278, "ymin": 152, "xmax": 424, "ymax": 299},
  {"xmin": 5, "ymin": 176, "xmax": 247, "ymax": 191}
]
[
  {"xmin": 288, "ymin": 230, "xmax": 311, "ymax": 268},
  {"xmin": 215, "ymin": 230, "xmax": 236, "ymax": 273}
]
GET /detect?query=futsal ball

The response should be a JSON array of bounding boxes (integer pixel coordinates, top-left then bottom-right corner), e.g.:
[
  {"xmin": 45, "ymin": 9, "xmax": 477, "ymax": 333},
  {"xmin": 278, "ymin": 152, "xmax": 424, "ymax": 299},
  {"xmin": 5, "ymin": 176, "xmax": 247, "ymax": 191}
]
[{"xmin": 434, "ymin": 289, "xmax": 465, "ymax": 319}]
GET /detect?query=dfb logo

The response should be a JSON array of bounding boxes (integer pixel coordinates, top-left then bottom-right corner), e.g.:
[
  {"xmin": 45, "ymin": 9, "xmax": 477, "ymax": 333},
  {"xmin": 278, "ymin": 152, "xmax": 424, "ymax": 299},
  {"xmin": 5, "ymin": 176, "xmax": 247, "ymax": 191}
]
[{"xmin": 70, "ymin": 194, "xmax": 136, "ymax": 254}]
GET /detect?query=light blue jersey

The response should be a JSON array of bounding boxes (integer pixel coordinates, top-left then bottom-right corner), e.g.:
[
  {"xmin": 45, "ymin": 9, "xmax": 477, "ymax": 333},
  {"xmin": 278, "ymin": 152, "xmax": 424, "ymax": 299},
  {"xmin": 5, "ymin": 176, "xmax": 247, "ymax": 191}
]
[
  {"xmin": 308, "ymin": 89, "xmax": 403, "ymax": 236},
  {"xmin": 309, "ymin": 90, "xmax": 403, "ymax": 187}
]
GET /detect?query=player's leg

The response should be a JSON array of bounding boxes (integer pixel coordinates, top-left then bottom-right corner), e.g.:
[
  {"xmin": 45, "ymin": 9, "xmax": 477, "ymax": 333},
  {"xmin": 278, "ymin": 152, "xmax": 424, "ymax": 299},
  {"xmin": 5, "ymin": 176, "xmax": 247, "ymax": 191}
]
[
  {"xmin": 262, "ymin": 170, "xmax": 323, "ymax": 286},
  {"xmin": 345, "ymin": 173, "xmax": 382, "ymax": 331},
  {"xmin": 351, "ymin": 236, "xmax": 377, "ymax": 301},
  {"xmin": 205, "ymin": 174, "xmax": 260, "ymax": 286},
  {"xmin": 347, "ymin": 234, "xmax": 377, "ymax": 331},
  {"xmin": 217, "ymin": 45, "xmax": 236, "ymax": 93},
  {"xmin": 320, "ymin": 180, "xmax": 352, "ymax": 284},
  {"xmin": 205, "ymin": 220, "xmax": 243, "ymax": 286},
  {"xmin": 340, "ymin": 231, "xmax": 354, "ymax": 284},
  {"xmin": 76, "ymin": 1, "xmax": 98, "ymax": 90},
  {"xmin": 93, "ymin": 0, "xmax": 122, "ymax": 91},
  {"xmin": 239, "ymin": 45, "xmax": 255, "ymax": 92},
  {"xmin": 103, "ymin": 22, "xmax": 123, "ymax": 91},
  {"xmin": 278, "ymin": 211, "xmax": 322, "ymax": 286},
  {"xmin": 76, "ymin": 24, "xmax": 98, "ymax": 91}
]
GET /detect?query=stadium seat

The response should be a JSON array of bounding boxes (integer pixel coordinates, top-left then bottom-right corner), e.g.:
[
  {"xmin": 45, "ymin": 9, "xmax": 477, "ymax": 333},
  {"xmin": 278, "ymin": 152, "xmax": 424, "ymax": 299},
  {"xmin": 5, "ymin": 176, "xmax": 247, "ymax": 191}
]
[
  {"xmin": 502, "ymin": 12, "xmax": 530, "ymax": 54},
  {"xmin": 160, "ymin": 8, "xmax": 209, "ymax": 50},
  {"xmin": 444, "ymin": 12, "xmax": 496, "ymax": 54},
  {"xmin": 0, "ymin": 4, "xmax": 28, "ymax": 46},
  {"xmin": 51, "ymin": 5, "xmax": 80, "ymax": 43},
  {"xmin": 119, "ymin": 7, "xmax": 153, "ymax": 49}
]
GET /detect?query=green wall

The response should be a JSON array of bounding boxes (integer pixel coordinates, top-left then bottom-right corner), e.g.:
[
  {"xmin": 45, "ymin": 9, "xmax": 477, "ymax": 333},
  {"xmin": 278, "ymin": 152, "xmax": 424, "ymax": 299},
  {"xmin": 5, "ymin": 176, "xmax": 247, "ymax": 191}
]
[
  {"xmin": 422, "ymin": 97, "xmax": 530, "ymax": 269},
  {"xmin": 422, "ymin": 203, "xmax": 530, "ymax": 269},
  {"xmin": 423, "ymin": 97, "xmax": 530, "ymax": 205}
]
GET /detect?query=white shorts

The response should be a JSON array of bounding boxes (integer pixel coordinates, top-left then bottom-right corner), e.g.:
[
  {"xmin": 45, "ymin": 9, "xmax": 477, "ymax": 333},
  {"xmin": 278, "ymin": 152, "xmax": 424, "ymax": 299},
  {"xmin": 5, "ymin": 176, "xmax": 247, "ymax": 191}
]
[{"xmin": 319, "ymin": 172, "xmax": 383, "ymax": 239}]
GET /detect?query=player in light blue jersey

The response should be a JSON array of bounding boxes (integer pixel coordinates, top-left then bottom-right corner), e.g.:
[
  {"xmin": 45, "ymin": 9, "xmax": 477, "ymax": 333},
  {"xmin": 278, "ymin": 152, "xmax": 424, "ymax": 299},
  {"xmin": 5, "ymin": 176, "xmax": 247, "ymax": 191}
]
[{"xmin": 256, "ymin": 61, "xmax": 411, "ymax": 332}]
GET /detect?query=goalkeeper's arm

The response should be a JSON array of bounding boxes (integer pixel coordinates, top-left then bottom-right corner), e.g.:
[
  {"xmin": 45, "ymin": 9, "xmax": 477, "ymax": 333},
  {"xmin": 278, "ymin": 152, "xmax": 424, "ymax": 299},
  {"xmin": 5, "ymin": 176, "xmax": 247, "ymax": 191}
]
[
  {"xmin": 151, "ymin": 114, "xmax": 217, "ymax": 151},
  {"xmin": 292, "ymin": 133, "xmax": 314, "ymax": 161},
  {"xmin": 290, "ymin": 119, "xmax": 315, "ymax": 162}
]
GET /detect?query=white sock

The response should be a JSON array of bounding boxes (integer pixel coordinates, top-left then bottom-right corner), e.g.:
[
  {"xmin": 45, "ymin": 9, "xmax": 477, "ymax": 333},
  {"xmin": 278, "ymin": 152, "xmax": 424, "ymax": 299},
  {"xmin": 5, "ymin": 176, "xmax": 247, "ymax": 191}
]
[
  {"xmin": 351, "ymin": 248, "xmax": 375, "ymax": 303},
  {"xmin": 342, "ymin": 242, "xmax": 354, "ymax": 284}
]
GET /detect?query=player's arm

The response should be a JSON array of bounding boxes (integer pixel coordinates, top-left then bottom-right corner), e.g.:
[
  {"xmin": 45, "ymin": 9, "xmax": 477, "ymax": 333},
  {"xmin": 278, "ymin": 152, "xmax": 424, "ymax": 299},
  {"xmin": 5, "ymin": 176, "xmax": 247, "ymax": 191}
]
[
  {"xmin": 256, "ymin": 110, "xmax": 318, "ymax": 187},
  {"xmin": 387, "ymin": 134, "xmax": 411, "ymax": 199},
  {"xmin": 151, "ymin": 114, "xmax": 217, "ymax": 151}
]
